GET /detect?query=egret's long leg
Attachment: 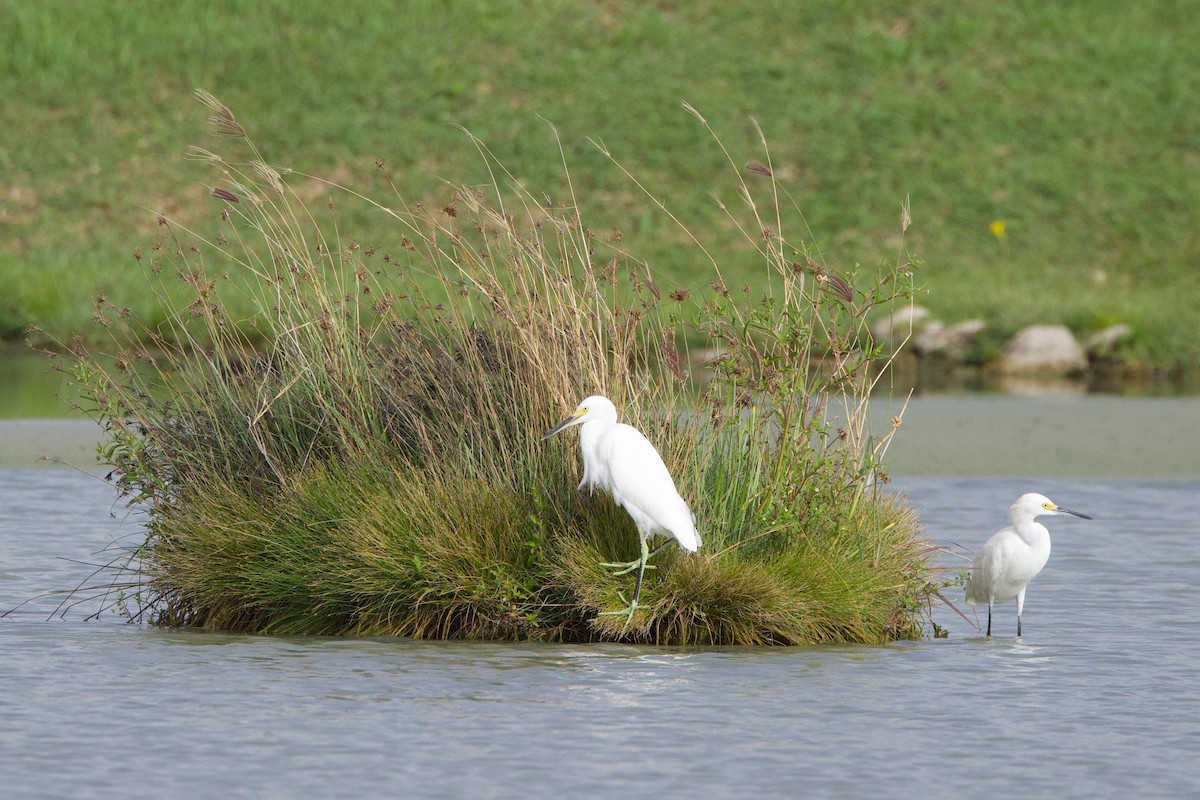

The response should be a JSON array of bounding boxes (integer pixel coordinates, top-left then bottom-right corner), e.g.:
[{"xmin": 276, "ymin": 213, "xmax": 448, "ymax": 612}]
[
  {"xmin": 986, "ymin": 605, "xmax": 993, "ymax": 637},
  {"xmin": 630, "ymin": 543, "xmax": 649, "ymax": 610},
  {"xmin": 1015, "ymin": 587, "xmax": 1027, "ymax": 638},
  {"xmin": 600, "ymin": 538, "xmax": 650, "ymax": 625}
]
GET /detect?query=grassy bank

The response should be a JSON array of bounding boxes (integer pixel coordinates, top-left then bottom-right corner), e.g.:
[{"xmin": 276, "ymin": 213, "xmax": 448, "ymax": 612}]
[
  {"xmin": 64, "ymin": 95, "xmax": 937, "ymax": 644},
  {"xmin": 3, "ymin": 1, "xmax": 1198, "ymax": 368}
]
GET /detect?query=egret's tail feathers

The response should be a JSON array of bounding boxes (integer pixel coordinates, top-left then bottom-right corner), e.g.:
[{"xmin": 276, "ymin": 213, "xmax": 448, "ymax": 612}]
[
  {"xmin": 673, "ymin": 523, "xmax": 701, "ymax": 553},
  {"xmin": 963, "ymin": 575, "xmax": 984, "ymax": 606}
]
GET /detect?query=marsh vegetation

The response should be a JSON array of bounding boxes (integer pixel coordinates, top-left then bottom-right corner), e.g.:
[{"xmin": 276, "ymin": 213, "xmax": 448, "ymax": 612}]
[{"xmin": 62, "ymin": 92, "xmax": 938, "ymax": 644}]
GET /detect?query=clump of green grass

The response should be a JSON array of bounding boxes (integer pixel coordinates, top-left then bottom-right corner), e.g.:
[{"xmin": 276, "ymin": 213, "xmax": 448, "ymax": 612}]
[{"xmin": 64, "ymin": 91, "xmax": 936, "ymax": 645}]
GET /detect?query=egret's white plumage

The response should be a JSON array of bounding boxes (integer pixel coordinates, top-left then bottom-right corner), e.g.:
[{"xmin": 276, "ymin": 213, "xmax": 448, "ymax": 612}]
[
  {"xmin": 543, "ymin": 395, "xmax": 699, "ymax": 619},
  {"xmin": 964, "ymin": 492, "xmax": 1091, "ymax": 637}
]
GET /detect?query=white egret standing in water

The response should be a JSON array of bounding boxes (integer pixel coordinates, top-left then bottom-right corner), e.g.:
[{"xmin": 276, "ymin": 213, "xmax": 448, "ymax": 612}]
[
  {"xmin": 542, "ymin": 395, "xmax": 700, "ymax": 622},
  {"xmin": 965, "ymin": 493, "xmax": 1091, "ymax": 637}
]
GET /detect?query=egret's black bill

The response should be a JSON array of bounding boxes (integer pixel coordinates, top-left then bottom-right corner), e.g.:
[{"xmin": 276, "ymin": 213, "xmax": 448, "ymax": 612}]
[
  {"xmin": 1059, "ymin": 507, "xmax": 1092, "ymax": 520},
  {"xmin": 541, "ymin": 416, "xmax": 575, "ymax": 440}
]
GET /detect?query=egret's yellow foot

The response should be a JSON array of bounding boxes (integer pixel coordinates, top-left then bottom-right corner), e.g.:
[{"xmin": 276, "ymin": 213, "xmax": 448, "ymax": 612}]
[
  {"xmin": 599, "ymin": 559, "xmax": 656, "ymax": 576},
  {"xmin": 599, "ymin": 593, "xmax": 640, "ymax": 629},
  {"xmin": 599, "ymin": 541, "xmax": 669, "ymax": 576}
]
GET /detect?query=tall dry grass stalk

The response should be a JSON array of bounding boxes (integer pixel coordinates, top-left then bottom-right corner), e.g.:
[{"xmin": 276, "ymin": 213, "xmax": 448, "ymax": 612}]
[{"xmin": 60, "ymin": 91, "xmax": 934, "ymax": 644}]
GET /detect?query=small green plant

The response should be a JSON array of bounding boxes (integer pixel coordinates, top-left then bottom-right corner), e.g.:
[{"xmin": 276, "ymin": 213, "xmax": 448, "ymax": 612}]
[{"xmin": 63, "ymin": 91, "xmax": 935, "ymax": 644}]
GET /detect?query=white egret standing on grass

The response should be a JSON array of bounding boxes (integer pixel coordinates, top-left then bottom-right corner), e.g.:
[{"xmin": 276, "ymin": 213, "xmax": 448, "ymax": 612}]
[
  {"xmin": 542, "ymin": 395, "xmax": 700, "ymax": 622},
  {"xmin": 964, "ymin": 493, "xmax": 1091, "ymax": 637}
]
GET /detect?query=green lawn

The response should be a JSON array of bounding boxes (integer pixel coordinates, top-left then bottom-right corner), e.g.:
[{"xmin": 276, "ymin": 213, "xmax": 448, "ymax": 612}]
[{"xmin": 2, "ymin": 0, "xmax": 1197, "ymax": 366}]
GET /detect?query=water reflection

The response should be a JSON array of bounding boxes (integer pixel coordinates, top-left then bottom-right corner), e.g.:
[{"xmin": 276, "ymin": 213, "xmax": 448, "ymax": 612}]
[
  {"xmin": 872, "ymin": 394, "xmax": 1200, "ymax": 477},
  {"xmin": 883, "ymin": 354, "xmax": 1200, "ymax": 397},
  {"xmin": 0, "ymin": 349, "xmax": 85, "ymax": 419}
]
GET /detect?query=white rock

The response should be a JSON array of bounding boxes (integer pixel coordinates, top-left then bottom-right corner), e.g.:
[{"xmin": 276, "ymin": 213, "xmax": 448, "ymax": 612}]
[
  {"xmin": 1000, "ymin": 325, "xmax": 1086, "ymax": 373},
  {"xmin": 871, "ymin": 305, "xmax": 930, "ymax": 344},
  {"xmin": 913, "ymin": 319, "xmax": 985, "ymax": 358},
  {"xmin": 910, "ymin": 320, "xmax": 944, "ymax": 353},
  {"xmin": 1083, "ymin": 324, "xmax": 1132, "ymax": 357}
]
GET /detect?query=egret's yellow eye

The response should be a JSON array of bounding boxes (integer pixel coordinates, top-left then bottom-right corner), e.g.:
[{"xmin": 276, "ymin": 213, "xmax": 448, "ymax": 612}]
[{"xmin": 1043, "ymin": 503, "xmax": 1054, "ymax": 510}]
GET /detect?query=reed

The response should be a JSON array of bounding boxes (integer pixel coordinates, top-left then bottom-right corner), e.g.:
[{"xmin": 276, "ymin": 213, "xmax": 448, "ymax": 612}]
[{"xmin": 63, "ymin": 91, "xmax": 934, "ymax": 644}]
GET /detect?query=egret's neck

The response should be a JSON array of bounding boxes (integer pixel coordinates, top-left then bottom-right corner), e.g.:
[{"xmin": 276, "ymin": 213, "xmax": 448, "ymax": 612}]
[
  {"xmin": 1011, "ymin": 511, "xmax": 1051, "ymax": 545},
  {"xmin": 579, "ymin": 416, "xmax": 614, "ymax": 447}
]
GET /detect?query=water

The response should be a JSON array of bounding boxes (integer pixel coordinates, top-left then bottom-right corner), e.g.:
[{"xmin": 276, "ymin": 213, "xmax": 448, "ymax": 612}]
[{"xmin": 4, "ymin": 416, "xmax": 1200, "ymax": 797}]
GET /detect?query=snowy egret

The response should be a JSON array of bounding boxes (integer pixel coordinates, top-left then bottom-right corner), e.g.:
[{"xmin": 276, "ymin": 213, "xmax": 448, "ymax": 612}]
[
  {"xmin": 542, "ymin": 395, "xmax": 700, "ymax": 621},
  {"xmin": 964, "ymin": 493, "xmax": 1091, "ymax": 637}
]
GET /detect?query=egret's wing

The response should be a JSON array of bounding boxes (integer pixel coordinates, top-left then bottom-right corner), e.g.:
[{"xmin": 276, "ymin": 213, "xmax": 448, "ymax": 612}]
[
  {"xmin": 965, "ymin": 530, "xmax": 1008, "ymax": 605},
  {"xmin": 601, "ymin": 424, "xmax": 700, "ymax": 551}
]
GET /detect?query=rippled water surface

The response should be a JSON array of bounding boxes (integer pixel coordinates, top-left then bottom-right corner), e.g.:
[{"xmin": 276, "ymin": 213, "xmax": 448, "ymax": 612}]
[{"xmin": 4, "ymin": 455, "xmax": 1200, "ymax": 797}]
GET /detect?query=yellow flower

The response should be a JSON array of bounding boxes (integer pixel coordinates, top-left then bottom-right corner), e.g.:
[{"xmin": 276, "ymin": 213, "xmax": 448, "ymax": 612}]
[{"xmin": 989, "ymin": 220, "xmax": 1006, "ymax": 238}]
